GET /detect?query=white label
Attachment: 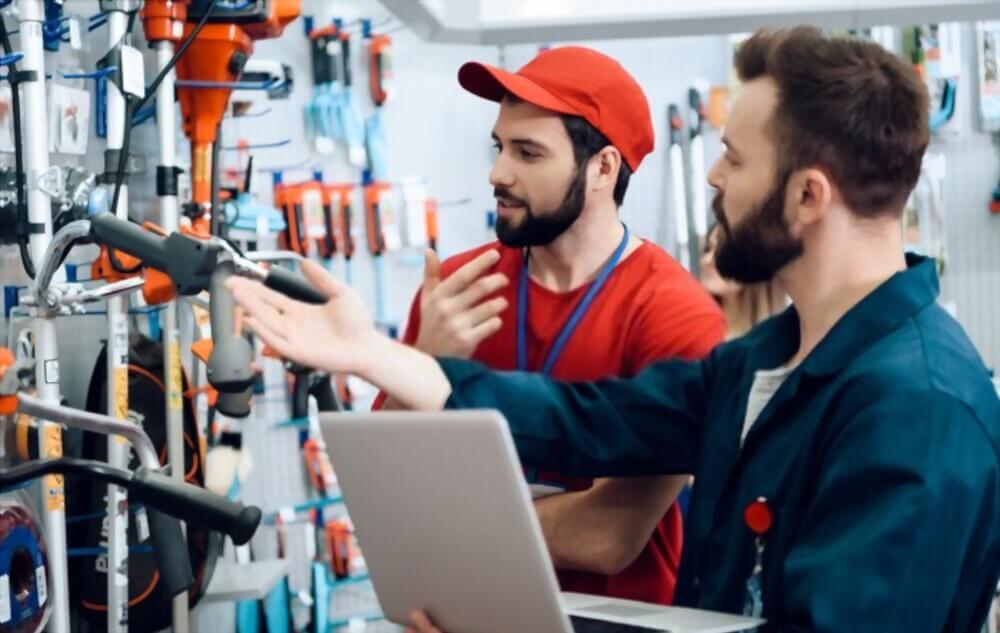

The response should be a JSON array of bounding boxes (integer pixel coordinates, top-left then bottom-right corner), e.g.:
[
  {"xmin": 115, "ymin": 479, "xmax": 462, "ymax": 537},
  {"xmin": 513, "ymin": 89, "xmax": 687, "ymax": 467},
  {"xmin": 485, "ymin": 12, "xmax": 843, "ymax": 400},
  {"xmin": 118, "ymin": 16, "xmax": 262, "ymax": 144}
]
[
  {"xmin": 68, "ymin": 18, "xmax": 82, "ymax": 50},
  {"xmin": 111, "ymin": 313, "xmax": 129, "ymax": 364},
  {"xmin": 0, "ymin": 574, "xmax": 9, "ymax": 622},
  {"xmin": 304, "ymin": 189, "xmax": 325, "ymax": 239},
  {"xmin": 297, "ymin": 589, "xmax": 314, "ymax": 607},
  {"xmin": 50, "ymin": 84, "xmax": 91, "ymax": 155},
  {"xmin": 44, "ymin": 359, "xmax": 60, "ymax": 384},
  {"xmin": 35, "ymin": 565, "xmax": 46, "ymax": 607},
  {"xmin": 304, "ymin": 525, "xmax": 316, "ymax": 560},
  {"xmin": 120, "ymin": 46, "xmax": 146, "ymax": 98},
  {"xmin": 136, "ymin": 507, "xmax": 150, "ymax": 542},
  {"xmin": 0, "ymin": 86, "xmax": 13, "ymax": 153},
  {"xmin": 378, "ymin": 190, "xmax": 402, "ymax": 252},
  {"xmin": 115, "ymin": 508, "xmax": 129, "ymax": 587}
]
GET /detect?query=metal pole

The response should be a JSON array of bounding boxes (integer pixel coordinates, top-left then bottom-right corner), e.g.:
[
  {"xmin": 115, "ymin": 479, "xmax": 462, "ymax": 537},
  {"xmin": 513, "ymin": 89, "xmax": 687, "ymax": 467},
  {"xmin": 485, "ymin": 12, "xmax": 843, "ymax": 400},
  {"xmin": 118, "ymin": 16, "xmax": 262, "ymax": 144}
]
[
  {"xmin": 105, "ymin": 6, "xmax": 131, "ymax": 632},
  {"xmin": 16, "ymin": 0, "xmax": 70, "ymax": 629},
  {"xmin": 156, "ymin": 37, "xmax": 192, "ymax": 632}
]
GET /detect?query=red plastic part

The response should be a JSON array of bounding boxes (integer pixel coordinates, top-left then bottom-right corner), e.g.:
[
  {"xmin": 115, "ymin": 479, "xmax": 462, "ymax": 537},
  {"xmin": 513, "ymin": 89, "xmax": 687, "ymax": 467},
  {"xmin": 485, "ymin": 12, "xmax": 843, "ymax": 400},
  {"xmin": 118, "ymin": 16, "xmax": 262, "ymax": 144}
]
[{"xmin": 743, "ymin": 497, "xmax": 773, "ymax": 536}]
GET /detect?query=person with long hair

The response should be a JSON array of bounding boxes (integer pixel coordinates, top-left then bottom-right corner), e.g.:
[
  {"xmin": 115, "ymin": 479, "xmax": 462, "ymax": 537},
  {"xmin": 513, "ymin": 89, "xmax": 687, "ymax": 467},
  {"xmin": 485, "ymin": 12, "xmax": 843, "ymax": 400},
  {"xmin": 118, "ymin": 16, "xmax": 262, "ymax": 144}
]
[{"xmin": 699, "ymin": 223, "xmax": 786, "ymax": 338}]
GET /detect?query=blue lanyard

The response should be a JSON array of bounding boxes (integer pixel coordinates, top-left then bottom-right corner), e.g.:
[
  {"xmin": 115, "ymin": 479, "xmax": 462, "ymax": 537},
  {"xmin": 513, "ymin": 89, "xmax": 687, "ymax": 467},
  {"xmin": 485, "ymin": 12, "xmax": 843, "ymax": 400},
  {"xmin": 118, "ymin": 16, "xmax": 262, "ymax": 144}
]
[{"xmin": 517, "ymin": 225, "xmax": 630, "ymax": 375}]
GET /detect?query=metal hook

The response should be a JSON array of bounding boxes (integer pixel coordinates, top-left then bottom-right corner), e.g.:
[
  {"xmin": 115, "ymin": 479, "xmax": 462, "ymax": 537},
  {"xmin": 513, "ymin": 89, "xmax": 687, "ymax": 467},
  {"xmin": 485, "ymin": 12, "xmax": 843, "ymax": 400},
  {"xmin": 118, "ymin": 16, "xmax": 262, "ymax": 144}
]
[{"xmin": 176, "ymin": 77, "xmax": 286, "ymax": 91}]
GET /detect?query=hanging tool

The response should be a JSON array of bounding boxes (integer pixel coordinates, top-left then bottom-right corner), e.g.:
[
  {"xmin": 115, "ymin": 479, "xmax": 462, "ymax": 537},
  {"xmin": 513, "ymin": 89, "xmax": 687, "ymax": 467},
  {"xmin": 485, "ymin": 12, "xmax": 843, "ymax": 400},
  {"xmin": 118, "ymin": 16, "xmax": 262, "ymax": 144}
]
[
  {"xmin": 36, "ymin": 215, "xmax": 327, "ymax": 417},
  {"xmin": 100, "ymin": 3, "xmax": 147, "ymax": 628},
  {"xmin": 667, "ymin": 105, "xmax": 691, "ymax": 271},
  {"xmin": 316, "ymin": 183, "xmax": 349, "ymax": 263},
  {"xmin": 686, "ymin": 87, "xmax": 708, "ymax": 277},
  {"xmin": 141, "ymin": 3, "xmax": 192, "ymax": 626},
  {"xmin": 363, "ymin": 173, "xmax": 396, "ymax": 335},
  {"xmin": 906, "ymin": 24, "xmax": 962, "ymax": 134},
  {"xmin": 363, "ymin": 19, "xmax": 391, "ymax": 179},
  {"xmin": 0, "ymin": 351, "xmax": 263, "ymax": 548},
  {"xmin": 0, "ymin": 346, "xmax": 258, "ymax": 632},
  {"xmin": 337, "ymin": 21, "xmax": 367, "ymax": 168},
  {"xmin": 303, "ymin": 18, "xmax": 342, "ymax": 144},
  {"xmin": 365, "ymin": 24, "xmax": 392, "ymax": 107},
  {"xmin": 175, "ymin": 0, "xmax": 300, "ymax": 223},
  {"xmin": 10, "ymin": 0, "xmax": 71, "ymax": 628},
  {"xmin": 272, "ymin": 175, "xmax": 323, "ymax": 257}
]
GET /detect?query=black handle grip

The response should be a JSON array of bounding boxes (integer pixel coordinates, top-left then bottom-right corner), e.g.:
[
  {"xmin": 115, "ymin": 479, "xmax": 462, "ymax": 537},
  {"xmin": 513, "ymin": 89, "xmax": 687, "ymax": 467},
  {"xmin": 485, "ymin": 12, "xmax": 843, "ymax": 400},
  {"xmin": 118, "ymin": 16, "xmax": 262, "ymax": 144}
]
[
  {"xmin": 312, "ymin": 374, "xmax": 341, "ymax": 413},
  {"xmin": 146, "ymin": 508, "xmax": 194, "ymax": 597},
  {"xmin": 129, "ymin": 467, "xmax": 262, "ymax": 546},
  {"xmin": 264, "ymin": 266, "xmax": 327, "ymax": 304},
  {"xmin": 89, "ymin": 213, "xmax": 169, "ymax": 270},
  {"xmin": 215, "ymin": 388, "xmax": 252, "ymax": 419}
]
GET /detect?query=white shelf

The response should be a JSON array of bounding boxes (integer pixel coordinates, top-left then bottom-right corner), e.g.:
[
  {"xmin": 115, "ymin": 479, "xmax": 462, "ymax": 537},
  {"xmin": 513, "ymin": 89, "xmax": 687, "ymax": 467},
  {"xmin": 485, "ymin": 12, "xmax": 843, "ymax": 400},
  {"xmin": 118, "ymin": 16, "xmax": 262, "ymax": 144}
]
[{"xmin": 201, "ymin": 559, "xmax": 291, "ymax": 604}]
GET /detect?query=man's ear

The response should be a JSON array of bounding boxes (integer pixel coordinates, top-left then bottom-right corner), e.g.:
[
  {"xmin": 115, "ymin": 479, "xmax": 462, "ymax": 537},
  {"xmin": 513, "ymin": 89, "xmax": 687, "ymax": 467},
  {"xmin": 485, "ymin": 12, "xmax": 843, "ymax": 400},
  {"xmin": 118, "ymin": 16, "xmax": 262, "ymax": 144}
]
[
  {"xmin": 788, "ymin": 168, "xmax": 833, "ymax": 235},
  {"xmin": 591, "ymin": 146, "xmax": 621, "ymax": 192}
]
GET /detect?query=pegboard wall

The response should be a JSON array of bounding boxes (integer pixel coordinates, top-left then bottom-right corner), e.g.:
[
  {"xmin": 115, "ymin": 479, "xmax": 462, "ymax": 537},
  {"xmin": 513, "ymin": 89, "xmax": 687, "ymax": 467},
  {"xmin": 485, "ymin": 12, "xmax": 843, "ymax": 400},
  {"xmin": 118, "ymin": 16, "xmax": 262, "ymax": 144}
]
[{"xmin": 933, "ymin": 24, "xmax": 1000, "ymax": 371}]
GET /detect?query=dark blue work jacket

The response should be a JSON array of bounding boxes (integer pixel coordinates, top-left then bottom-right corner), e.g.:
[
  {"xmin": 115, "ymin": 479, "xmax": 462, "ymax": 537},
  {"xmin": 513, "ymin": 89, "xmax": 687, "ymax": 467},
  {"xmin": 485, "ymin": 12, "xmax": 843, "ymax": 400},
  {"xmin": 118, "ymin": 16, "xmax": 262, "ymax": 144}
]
[{"xmin": 440, "ymin": 255, "xmax": 1000, "ymax": 633}]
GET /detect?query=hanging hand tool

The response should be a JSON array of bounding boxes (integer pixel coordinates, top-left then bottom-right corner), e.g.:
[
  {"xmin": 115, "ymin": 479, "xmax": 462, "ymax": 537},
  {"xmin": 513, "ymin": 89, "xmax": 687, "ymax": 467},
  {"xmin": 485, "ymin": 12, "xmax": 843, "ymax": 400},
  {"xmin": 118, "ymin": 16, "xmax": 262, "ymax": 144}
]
[
  {"xmin": 337, "ymin": 22, "xmax": 367, "ymax": 168},
  {"xmin": 686, "ymin": 87, "xmax": 708, "ymax": 277},
  {"xmin": 668, "ymin": 104, "xmax": 691, "ymax": 271},
  {"xmin": 363, "ymin": 173, "xmax": 396, "ymax": 335},
  {"xmin": 176, "ymin": 0, "xmax": 300, "ymax": 222}
]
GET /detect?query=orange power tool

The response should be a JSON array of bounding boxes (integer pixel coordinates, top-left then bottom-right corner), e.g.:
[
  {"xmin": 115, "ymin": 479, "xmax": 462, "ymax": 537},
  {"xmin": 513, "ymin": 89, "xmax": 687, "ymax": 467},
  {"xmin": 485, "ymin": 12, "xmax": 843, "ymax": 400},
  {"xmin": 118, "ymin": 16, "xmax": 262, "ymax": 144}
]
[{"xmin": 176, "ymin": 1, "xmax": 300, "ymax": 217}]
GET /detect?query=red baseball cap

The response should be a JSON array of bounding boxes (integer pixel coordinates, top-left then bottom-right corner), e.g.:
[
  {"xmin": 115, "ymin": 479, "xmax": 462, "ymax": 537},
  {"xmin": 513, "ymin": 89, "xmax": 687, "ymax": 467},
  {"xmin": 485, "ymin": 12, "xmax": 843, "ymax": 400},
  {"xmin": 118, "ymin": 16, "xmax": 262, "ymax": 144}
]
[{"xmin": 458, "ymin": 46, "xmax": 654, "ymax": 171}]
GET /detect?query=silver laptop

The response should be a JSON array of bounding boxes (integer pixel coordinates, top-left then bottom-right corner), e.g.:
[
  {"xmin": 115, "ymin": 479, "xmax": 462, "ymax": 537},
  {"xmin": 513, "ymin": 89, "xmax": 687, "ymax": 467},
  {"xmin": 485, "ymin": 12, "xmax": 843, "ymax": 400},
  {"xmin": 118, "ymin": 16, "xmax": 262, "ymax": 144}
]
[{"xmin": 321, "ymin": 411, "xmax": 764, "ymax": 633}]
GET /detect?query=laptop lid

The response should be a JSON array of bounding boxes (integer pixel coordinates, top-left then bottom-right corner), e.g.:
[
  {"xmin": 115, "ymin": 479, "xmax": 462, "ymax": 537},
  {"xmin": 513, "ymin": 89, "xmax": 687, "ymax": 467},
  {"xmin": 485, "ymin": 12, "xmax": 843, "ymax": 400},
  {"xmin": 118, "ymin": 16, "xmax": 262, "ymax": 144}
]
[{"xmin": 321, "ymin": 410, "xmax": 574, "ymax": 633}]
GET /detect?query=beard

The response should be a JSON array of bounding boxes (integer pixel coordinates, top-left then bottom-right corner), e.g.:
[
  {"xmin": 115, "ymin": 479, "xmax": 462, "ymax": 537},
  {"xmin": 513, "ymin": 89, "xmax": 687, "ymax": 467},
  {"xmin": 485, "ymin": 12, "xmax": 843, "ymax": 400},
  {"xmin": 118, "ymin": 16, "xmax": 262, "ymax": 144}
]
[
  {"xmin": 711, "ymin": 170, "xmax": 804, "ymax": 284},
  {"xmin": 494, "ymin": 164, "xmax": 588, "ymax": 248}
]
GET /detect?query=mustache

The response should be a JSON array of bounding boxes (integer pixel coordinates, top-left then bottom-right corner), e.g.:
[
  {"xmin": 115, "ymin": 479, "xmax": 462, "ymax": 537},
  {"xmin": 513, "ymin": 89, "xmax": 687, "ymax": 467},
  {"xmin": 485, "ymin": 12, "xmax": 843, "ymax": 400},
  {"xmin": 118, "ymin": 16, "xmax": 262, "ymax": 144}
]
[
  {"xmin": 494, "ymin": 187, "xmax": 528, "ymax": 207},
  {"xmin": 712, "ymin": 192, "xmax": 729, "ymax": 232}
]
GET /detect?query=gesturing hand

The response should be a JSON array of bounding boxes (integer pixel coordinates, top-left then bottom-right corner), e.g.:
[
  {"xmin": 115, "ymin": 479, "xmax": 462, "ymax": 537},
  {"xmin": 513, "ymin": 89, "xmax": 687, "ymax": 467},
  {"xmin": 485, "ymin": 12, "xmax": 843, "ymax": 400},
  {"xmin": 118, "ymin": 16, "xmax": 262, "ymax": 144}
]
[
  {"xmin": 227, "ymin": 260, "xmax": 380, "ymax": 376},
  {"xmin": 415, "ymin": 248, "xmax": 509, "ymax": 358}
]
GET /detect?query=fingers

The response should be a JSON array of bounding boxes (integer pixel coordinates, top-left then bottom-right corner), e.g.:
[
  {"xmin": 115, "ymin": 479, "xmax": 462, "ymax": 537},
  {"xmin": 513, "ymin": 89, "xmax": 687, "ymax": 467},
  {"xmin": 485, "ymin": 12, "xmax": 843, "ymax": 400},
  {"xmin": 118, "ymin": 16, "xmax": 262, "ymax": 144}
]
[
  {"xmin": 437, "ymin": 249, "xmax": 500, "ymax": 296},
  {"xmin": 462, "ymin": 296, "xmax": 508, "ymax": 328},
  {"xmin": 409, "ymin": 610, "xmax": 443, "ymax": 633},
  {"xmin": 452, "ymin": 272, "xmax": 508, "ymax": 310},
  {"xmin": 423, "ymin": 249, "xmax": 441, "ymax": 293},
  {"xmin": 229, "ymin": 280, "xmax": 290, "ymax": 336},
  {"xmin": 466, "ymin": 315, "xmax": 503, "ymax": 343},
  {"xmin": 228, "ymin": 277, "xmax": 296, "ymax": 315},
  {"xmin": 244, "ymin": 316, "xmax": 289, "ymax": 359},
  {"xmin": 301, "ymin": 260, "xmax": 345, "ymax": 299}
]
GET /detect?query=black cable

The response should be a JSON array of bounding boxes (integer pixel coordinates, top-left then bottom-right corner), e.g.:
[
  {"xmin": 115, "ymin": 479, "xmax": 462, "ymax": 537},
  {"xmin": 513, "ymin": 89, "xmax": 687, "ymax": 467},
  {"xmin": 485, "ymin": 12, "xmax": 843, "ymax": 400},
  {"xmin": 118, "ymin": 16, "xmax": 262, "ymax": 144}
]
[
  {"xmin": 139, "ymin": 0, "xmax": 218, "ymax": 113},
  {"xmin": 0, "ymin": 14, "xmax": 34, "ymax": 278},
  {"xmin": 210, "ymin": 122, "xmax": 223, "ymax": 238},
  {"xmin": 106, "ymin": 0, "xmax": 218, "ymax": 273}
]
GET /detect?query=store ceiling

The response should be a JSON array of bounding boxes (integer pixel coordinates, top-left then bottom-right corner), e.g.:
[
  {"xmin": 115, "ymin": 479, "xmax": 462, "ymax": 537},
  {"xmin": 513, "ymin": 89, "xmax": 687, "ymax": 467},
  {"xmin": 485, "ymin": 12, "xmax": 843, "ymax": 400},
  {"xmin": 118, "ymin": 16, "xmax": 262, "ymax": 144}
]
[{"xmin": 378, "ymin": 0, "xmax": 1000, "ymax": 44}]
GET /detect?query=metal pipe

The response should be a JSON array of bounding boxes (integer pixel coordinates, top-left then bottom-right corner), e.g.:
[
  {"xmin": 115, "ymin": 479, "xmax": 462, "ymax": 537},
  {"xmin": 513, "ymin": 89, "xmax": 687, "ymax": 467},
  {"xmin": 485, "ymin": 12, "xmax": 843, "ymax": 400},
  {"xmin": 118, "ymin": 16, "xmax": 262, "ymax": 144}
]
[
  {"xmin": 104, "ymin": 6, "xmax": 131, "ymax": 630},
  {"xmin": 16, "ymin": 1, "xmax": 69, "ymax": 629},
  {"xmin": 155, "ymin": 34, "xmax": 191, "ymax": 630},
  {"xmin": 17, "ymin": 393, "xmax": 160, "ymax": 470}
]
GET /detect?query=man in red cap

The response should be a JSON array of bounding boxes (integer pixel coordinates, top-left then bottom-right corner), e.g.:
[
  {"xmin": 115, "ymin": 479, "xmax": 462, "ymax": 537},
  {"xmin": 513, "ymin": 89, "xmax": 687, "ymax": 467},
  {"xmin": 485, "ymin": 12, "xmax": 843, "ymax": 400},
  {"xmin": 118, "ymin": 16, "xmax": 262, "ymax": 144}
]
[{"xmin": 375, "ymin": 46, "xmax": 725, "ymax": 604}]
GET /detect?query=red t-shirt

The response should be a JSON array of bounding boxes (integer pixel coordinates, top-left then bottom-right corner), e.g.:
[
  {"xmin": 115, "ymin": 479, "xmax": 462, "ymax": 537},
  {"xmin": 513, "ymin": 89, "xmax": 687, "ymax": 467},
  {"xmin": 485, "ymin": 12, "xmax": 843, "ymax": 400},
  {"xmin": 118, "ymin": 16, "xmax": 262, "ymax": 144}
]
[{"xmin": 376, "ymin": 240, "xmax": 725, "ymax": 604}]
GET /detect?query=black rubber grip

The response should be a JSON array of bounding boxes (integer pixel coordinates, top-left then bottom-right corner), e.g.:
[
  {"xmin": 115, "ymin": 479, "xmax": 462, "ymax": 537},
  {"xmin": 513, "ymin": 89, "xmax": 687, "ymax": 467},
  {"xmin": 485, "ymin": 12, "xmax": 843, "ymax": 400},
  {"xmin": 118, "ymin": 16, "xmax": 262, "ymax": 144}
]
[
  {"xmin": 90, "ymin": 213, "xmax": 169, "ymax": 270},
  {"xmin": 128, "ymin": 467, "xmax": 262, "ymax": 546},
  {"xmin": 264, "ymin": 267, "xmax": 327, "ymax": 304},
  {"xmin": 215, "ymin": 389, "xmax": 252, "ymax": 419},
  {"xmin": 146, "ymin": 508, "xmax": 194, "ymax": 597}
]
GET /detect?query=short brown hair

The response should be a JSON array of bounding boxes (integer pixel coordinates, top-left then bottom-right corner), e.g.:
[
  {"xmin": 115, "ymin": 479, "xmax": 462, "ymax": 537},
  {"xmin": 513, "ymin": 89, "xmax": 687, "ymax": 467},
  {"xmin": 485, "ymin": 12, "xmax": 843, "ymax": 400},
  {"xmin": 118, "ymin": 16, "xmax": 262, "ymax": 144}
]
[{"xmin": 736, "ymin": 27, "xmax": 929, "ymax": 217}]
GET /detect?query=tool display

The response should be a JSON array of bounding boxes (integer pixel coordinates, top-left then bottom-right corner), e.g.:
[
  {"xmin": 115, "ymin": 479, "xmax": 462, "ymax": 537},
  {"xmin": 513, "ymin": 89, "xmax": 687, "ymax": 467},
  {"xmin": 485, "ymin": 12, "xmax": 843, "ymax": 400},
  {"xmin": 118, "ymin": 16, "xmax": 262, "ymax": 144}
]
[{"xmin": 667, "ymin": 104, "xmax": 691, "ymax": 271}]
